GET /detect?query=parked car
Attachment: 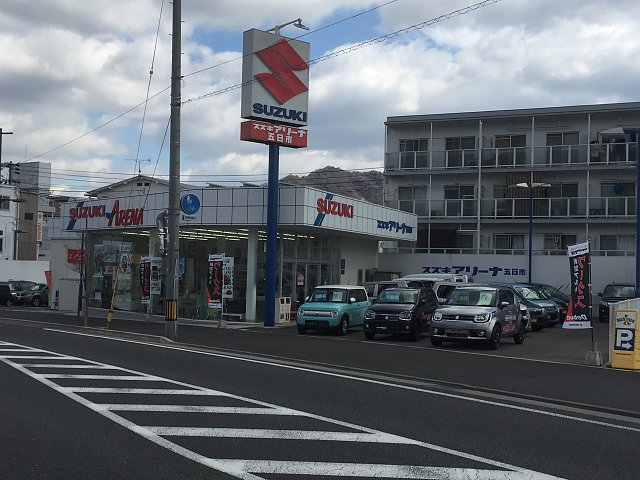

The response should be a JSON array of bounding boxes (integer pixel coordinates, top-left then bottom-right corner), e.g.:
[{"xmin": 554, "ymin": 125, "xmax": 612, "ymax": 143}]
[
  {"xmin": 22, "ymin": 283, "xmax": 49, "ymax": 307},
  {"xmin": 490, "ymin": 283, "xmax": 560, "ymax": 331},
  {"xmin": 362, "ymin": 279, "xmax": 433, "ymax": 302},
  {"xmin": 297, "ymin": 285, "xmax": 370, "ymax": 335},
  {"xmin": 598, "ymin": 283, "xmax": 636, "ymax": 322},
  {"xmin": 525, "ymin": 283, "xmax": 568, "ymax": 324},
  {"xmin": 430, "ymin": 285, "xmax": 525, "ymax": 349},
  {"xmin": 0, "ymin": 280, "xmax": 37, "ymax": 306},
  {"xmin": 363, "ymin": 287, "xmax": 438, "ymax": 341},
  {"xmin": 401, "ymin": 273, "xmax": 472, "ymax": 283},
  {"xmin": 431, "ymin": 280, "xmax": 462, "ymax": 304}
]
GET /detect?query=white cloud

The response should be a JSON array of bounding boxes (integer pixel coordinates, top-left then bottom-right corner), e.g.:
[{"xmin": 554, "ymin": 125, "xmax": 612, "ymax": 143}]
[{"xmin": 0, "ymin": 0, "xmax": 639, "ymax": 195}]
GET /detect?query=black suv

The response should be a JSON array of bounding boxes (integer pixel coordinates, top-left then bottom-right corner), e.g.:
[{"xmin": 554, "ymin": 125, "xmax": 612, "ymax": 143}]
[
  {"xmin": 598, "ymin": 283, "xmax": 636, "ymax": 322},
  {"xmin": 363, "ymin": 287, "xmax": 438, "ymax": 341},
  {"xmin": 0, "ymin": 281, "xmax": 38, "ymax": 306}
]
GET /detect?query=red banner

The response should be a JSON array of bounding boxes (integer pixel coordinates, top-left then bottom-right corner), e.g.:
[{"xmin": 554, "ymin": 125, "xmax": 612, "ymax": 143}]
[
  {"xmin": 240, "ymin": 120, "xmax": 308, "ymax": 148},
  {"xmin": 67, "ymin": 249, "xmax": 84, "ymax": 264}
]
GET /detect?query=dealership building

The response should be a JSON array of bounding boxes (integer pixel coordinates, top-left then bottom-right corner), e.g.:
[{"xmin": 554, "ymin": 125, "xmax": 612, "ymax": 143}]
[{"xmin": 49, "ymin": 176, "xmax": 416, "ymax": 321}]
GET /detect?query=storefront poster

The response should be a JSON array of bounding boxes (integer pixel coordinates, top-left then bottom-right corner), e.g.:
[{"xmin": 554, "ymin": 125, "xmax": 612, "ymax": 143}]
[
  {"xmin": 150, "ymin": 257, "xmax": 162, "ymax": 295},
  {"xmin": 223, "ymin": 257, "xmax": 234, "ymax": 299},
  {"xmin": 563, "ymin": 241, "xmax": 591, "ymax": 329},
  {"xmin": 140, "ymin": 257, "xmax": 151, "ymax": 305},
  {"xmin": 207, "ymin": 254, "xmax": 224, "ymax": 309}
]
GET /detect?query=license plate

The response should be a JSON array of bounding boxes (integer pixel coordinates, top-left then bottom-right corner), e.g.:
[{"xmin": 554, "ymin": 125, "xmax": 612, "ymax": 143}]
[
  {"xmin": 446, "ymin": 329, "xmax": 468, "ymax": 337},
  {"xmin": 376, "ymin": 326, "xmax": 387, "ymax": 330}
]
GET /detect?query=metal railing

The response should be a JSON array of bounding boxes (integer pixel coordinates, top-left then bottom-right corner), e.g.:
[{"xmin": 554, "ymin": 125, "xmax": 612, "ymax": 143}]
[
  {"xmin": 387, "ymin": 196, "xmax": 636, "ymax": 219},
  {"xmin": 385, "ymin": 142, "xmax": 639, "ymax": 171}
]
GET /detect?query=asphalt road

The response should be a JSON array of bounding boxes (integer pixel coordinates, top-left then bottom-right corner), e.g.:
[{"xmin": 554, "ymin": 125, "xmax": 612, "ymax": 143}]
[{"xmin": 1, "ymin": 315, "xmax": 639, "ymax": 479}]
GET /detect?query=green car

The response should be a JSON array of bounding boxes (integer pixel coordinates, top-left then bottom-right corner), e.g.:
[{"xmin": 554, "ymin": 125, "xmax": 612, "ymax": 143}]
[{"xmin": 297, "ymin": 285, "xmax": 370, "ymax": 335}]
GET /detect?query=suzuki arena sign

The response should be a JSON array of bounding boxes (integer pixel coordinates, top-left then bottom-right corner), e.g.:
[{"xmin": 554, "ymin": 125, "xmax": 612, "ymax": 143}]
[{"xmin": 241, "ymin": 29, "xmax": 310, "ymax": 129}]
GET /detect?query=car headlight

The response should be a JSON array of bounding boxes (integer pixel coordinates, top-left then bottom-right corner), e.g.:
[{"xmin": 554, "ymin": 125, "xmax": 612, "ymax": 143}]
[
  {"xmin": 330, "ymin": 310, "xmax": 338, "ymax": 318},
  {"xmin": 399, "ymin": 311, "xmax": 413, "ymax": 320},
  {"xmin": 434, "ymin": 311, "xmax": 442, "ymax": 321},
  {"xmin": 365, "ymin": 310, "xmax": 376, "ymax": 319},
  {"xmin": 474, "ymin": 313, "xmax": 491, "ymax": 323}
]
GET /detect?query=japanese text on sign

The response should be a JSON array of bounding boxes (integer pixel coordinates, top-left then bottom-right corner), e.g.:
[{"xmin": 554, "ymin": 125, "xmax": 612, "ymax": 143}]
[{"xmin": 422, "ymin": 266, "xmax": 526, "ymax": 277}]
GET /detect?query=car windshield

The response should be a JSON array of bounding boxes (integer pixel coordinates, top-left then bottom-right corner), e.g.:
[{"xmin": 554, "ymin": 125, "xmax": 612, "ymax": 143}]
[
  {"xmin": 28, "ymin": 284, "xmax": 42, "ymax": 292},
  {"xmin": 603, "ymin": 285, "xmax": 636, "ymax": 298},
  {"xmin": 446, "ymin": 289, "xmax": 496, "ymax": 306},
  {"xmin": 514, "ymin": 286, "xmax": 546, "ymax": 300},
  {"xmin": 309, "ymin": 288, "xmax": 347, "ymax": 303},
  {"xmin": 377, "ymin": 290, "xmax": 418, "ymax": 304}
]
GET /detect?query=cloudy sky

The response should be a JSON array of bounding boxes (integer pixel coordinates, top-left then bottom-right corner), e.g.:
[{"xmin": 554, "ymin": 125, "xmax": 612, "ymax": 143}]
[{"xmin": 1, "ymin": 0, "xmax": 639, "ymax": 196}]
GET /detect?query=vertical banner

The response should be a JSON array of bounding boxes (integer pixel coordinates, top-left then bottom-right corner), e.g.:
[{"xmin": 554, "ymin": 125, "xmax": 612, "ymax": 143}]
[
  {"xmin": 223, "ymin": 257, "xmax": 234, "ymax": 299},
  {"xmin": 140, "ymin": 256, "xmax": 151, "ymax": 305},
  {"xmin": 563, "ymin": 241, "xmax": 591, "ymax": 329},
  {"xmin": 207, "ymin": 254, "xmax": 224, "ymax": 310}
]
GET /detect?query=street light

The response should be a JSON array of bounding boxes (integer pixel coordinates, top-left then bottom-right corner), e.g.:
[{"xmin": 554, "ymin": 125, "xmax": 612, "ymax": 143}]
[
  {"xmin": 514, "ymin": 182, "xmax": 551, "ymax": 283},
  {"xmin": 267, "ymin": 18, "xmax": 309, "ymax": 36}
]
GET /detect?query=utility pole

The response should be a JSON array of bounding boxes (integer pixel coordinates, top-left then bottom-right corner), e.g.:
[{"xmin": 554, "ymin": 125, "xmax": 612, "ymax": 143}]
[
  {"xmin": 165, "ymin": 0, "xmax": 181, "ymax": 340},
  {"xmin": 0, "ymin": 128, "xmax": 14, "ymax": 182}
]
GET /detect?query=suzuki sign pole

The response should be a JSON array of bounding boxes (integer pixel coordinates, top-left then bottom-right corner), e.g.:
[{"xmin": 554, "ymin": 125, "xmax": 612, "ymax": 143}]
[{"xmin": 240, "ymin": 24, "xmax": 310, "ymax": 327}]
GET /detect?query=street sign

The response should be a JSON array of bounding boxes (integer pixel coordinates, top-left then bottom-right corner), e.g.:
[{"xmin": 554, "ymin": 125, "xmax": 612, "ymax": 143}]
[{"xmin": 614, "ymin": 328, "xmax": 635, "ymax": 351}]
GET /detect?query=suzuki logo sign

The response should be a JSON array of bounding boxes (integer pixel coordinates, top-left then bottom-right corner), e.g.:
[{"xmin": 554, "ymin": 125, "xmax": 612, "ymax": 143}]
[
  {"xmin": 241, "ymin": 29, "xmax": 310, "ymax": 127},
  {"xmin": 255, "ymin": 39, "xmax": 308, "ymax": 104}
]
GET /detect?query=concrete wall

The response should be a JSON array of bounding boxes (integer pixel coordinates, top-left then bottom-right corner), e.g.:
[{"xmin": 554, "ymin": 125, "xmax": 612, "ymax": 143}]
[
  {"xmin": 378, "ymin": 252, "xmax": 633, "ymax": 297},
  {"xmin": 339, "ymin": 238, "xmax": 379, "ymax": 285},
  {"xmin": 0, "ymin": 260, "xmax": 50, "ymax": 283}
]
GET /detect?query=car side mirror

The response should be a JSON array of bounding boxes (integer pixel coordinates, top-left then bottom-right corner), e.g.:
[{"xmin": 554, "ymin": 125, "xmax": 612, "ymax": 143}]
[
  {"xmin": 597, "ymin": 293, "xmax": 602, "ymax": 297},
  {"xmin": 349, "ymin": 297, "xmax": 357, "ymax": 304},
  {"xmin": 304, "ymin": 296, "xmax": 310, "ymax": 303}
]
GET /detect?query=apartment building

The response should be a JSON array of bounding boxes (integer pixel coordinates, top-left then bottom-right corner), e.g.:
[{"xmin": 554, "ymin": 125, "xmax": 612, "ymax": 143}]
[{"xmin": 380, "ymin": 102, "xmax": 639, "ymax": 292}]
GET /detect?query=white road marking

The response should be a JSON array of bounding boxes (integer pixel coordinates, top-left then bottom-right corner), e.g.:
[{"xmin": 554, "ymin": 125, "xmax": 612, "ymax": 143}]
[
  {"xmin": 59, "ymin": 387, "xmax": 224, "ymax": 395},
  {"xmin": 102, "ymin": 404, "xmax": 301, "ymax": 415},
  {"xmin": 216, "ymin": 460, "xmax": 558, "ymax": 479},
  {"xmin": 0, "ymin": 340, "xmax": 565, "ymax": 479},
  {"xmin": 42, "ymin": 374, "xmax": 160, "ymax": 380},
  {"xmin": 27, "ymin": 364, "xmax": 116, "ymax": 369},
  {"xmin": 145, "ymin": 427, "xmax": 419, "ymax": 444}
]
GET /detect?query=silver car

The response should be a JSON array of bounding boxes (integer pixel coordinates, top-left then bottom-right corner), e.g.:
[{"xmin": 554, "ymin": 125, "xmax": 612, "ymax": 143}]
[{"xmin": 430, "ymin": 285, "xmax": 526, "ymax": 350}]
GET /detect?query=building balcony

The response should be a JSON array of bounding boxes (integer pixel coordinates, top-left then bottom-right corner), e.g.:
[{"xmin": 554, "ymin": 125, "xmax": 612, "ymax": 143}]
[
  {"xmin": 385, "ymin": 142, "xmax": 638, "ymax": 171},
  {"xmin": 386, "ymin": 196, "xmax": 637, "ymax": 219}
]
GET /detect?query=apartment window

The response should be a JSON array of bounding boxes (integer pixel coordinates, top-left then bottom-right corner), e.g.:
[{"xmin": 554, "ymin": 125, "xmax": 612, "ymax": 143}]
[
  {"xmin": 494, "ymin": 234, "xmax": 524, "ymax": 253},
  {"xmin": 601, "ymin": 181, "xmax": 635, "ymax": 196},
  {"xmin": 444, "ymin": 185, "xmax": 475, "ymax": 199},
  {"xmin": 0, "ymin": 196, "xmax": 9, "ymax": 211},
  {"xmin": 543, "ymin": 234, "xmax": 576, "ymax": 252},
  {"xmin": 495, "ymin": 134, "xmax": 526, "ymax": 148},
  {"xmin": 399, "ymin": 138, "xmax": 428, "ymax": 152},
  {"xmin": 494, "ymin": 184, "xmax": 507, "ymax": 198},
  {"xmin": 24, "ymin": 212, "xmax": 34, "ymax": 221},
  {"xmin": 601, "ymin": 234, "xmax": 634, "ymax": 254},
  {"xmin": 547, "ymin": 183, "xmax": 578, "ymax": 198},
  {"xmin": 445, "ymin": 137, "xmax": 475, "ymax": 150},
  {"xmin": 547, "ymin": 132, "xmax": 579, "ymax": 146}
]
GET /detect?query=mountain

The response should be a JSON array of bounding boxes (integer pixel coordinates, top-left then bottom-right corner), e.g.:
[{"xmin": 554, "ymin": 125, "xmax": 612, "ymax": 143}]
[{"xmin": 281, "ymin": 166, "xmax": 383, "ymax": 205}]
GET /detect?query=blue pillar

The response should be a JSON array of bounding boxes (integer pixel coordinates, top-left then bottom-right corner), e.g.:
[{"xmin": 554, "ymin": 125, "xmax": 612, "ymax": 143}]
[
  {"xmin": 528, "ymin": 185, "xmax": 533, "ymax": 284},
  {"xmin": 264, "ymin": 144, "xmax": 279, "ymax": 327},
  {"xmin": 636, "ymin": 134, "xmax": 640, "ymax": 297}
]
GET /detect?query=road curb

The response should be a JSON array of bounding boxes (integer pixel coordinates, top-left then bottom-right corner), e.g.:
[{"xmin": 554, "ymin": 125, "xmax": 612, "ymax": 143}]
[{"xmin": 0, "ymin": 317, "xmax": 174, "ymax": 344}]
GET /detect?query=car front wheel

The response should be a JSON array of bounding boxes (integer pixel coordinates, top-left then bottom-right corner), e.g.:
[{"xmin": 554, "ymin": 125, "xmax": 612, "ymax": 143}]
[
  {"xmin": 364, "ymin": 331, "xmax": 375, "ymax": 340},
  {"xmin": 488, "ymin": 325, "xmax": 501, "ymax": 350},
  {"xmin": 337, "ymin": 316, "xmax": 349, "ymax": 335},
  {"xmin": 514, "ymin": 323, "xmax": 525, "ymax": 344},
  {"xmin": 32, "ymin": 296, "xmax": 41, "ymax": 307},
  {"xmin": 297, "ymin": 325, "xmax": 307, "ymax": 335}
]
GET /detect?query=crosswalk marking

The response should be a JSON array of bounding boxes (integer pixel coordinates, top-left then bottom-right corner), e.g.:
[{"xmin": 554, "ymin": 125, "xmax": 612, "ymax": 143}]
[
  {"xmin": 145, "ymin": 427, "xmax": 419, "ymax": 444},
  {"xmin": 102, "ymin": 404, "xmax": 302, "ymax": 415},
  {"xmin": 42, "ymin": 374, "xmax": 160, "ymax": 380},
  {"xmin": 0, "ymin": 341, "xmax": 564, "ymax": 479}
]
